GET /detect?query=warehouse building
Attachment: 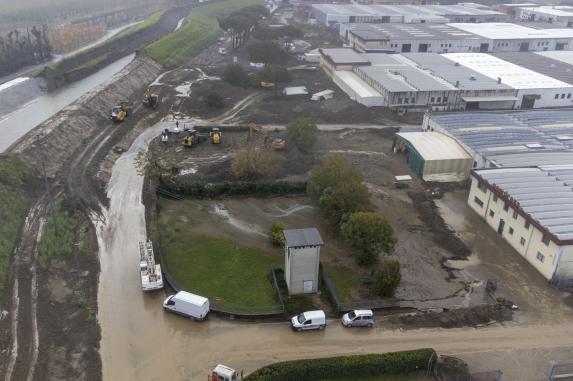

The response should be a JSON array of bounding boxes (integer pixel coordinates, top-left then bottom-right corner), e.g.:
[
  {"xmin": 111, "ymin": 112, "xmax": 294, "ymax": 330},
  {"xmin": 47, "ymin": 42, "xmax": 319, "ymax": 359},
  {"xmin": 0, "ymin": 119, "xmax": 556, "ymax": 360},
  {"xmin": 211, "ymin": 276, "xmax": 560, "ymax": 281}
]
[
  {"xmin": 311, "ymin": 4, "xmax": 507, "ymax": 27},
  {"xmin": 517, "ymin": 6, "xmax": 573, "ymax": 27},
  {"xmin": 341, "ymin": 22, "xmax": 573, "ymax": 53},
  {"xmin": 498, "ymin": 3, "xmax": 538, "ymax": 17},
  {"xmin": 393, "ymin": 132, "xmax": 472, "ymax": 182},
  {"xmin": 468, "ymin": 166, "xmax": 573, "ymax": 284},
  {"xmin": 423, "ymin": 110, "xmax": 573, "ymax": 168}
]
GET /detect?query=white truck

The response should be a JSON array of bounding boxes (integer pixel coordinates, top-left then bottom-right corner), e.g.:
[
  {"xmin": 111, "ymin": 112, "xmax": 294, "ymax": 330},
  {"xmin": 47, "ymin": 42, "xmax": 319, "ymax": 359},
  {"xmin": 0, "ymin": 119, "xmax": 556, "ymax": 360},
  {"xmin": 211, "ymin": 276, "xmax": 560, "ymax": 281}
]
[
  {"xmin": 208, "ymin": 364, "xmax": 241, "ymax": 381},
  {"xmin": 139, "ymin": 240, "xmax": 163, "ymax": 291},
  {"xmin": 163, "ymin": 291, "xmax": 210, "ymax": 320}
]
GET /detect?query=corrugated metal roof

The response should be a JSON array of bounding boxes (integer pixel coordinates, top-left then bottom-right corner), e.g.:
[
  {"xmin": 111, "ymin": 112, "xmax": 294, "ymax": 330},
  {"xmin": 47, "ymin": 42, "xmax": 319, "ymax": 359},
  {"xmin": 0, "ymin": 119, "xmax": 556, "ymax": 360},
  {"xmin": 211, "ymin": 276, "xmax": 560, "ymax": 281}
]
[
  {"xmin": 475, "ymin": 166, "xmax": 573, "ymax": 240},
  {"xmin": 312, "ymin": 4, "xmax": 504, "ymax": 17},
  {"xmin": 346, "ymin": 23, "xmax": 483, "ymax": 41},
  {"xmin": 283, "ymin": 228, "xmax": 324, "ymax": 247},
  {"xmin": 492, "ymin": 52, "xmax": 573, "ymax": 86},
  {"xmin": 320, "ymin": 48, "xmax": 370, "ymax": 64},
  {"xmin": 396, "ymin": 132, "xmax": 471, "ymax": 161},
  {"xmin": 357, "ymin": 65, "xmax": 454, "ymax": 92},
  {"xmin": 448, "ymin": 22, "xmax": 573, "ymax": 39}
]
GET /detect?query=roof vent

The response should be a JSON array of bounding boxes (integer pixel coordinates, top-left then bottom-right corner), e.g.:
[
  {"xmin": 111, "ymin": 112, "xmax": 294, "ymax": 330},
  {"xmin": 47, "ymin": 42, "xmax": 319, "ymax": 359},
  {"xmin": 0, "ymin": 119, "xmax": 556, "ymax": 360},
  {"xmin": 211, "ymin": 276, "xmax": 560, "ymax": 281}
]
[
  {"xmin": 470, "ymin": 75, "xmax": 476, "ymax": 81},
  {"xmin": 455, "ymin": 62, "xmax": 460, "ymax": 66}
]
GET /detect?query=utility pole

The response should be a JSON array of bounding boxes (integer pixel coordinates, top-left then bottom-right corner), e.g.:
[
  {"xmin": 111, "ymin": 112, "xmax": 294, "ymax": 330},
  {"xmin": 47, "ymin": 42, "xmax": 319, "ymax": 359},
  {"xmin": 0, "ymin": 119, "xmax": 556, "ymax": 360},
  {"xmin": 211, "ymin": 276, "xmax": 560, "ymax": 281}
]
[{"xmin": 36, "ymin": 135, "xmax": 58, "ymax": 235}]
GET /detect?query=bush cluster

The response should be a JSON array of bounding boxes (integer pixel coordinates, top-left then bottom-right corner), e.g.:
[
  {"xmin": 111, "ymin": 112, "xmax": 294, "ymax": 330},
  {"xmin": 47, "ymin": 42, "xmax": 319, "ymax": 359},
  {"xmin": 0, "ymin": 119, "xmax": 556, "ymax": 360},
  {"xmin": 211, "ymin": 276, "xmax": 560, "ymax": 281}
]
[
  {"xmin": 373, "ymin": 260, "xmax": 401, "ymax": 297},
  {"xmin": 162, "ymin": 179, "xmax": 307, "ymax": 198},
  {"xmin": 244, "ymin": 349, "xmax": 436, "ymax": 381},
  {"xmin": 269, "ymin": 222, "xmax": 286, "ymax": 247}
]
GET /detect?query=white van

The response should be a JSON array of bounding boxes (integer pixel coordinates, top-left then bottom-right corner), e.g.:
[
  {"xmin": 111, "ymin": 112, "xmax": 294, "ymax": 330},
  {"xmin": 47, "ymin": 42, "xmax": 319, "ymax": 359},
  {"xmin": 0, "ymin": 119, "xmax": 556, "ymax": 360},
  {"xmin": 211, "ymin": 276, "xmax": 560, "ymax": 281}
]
[
  {"xmin": 342, "ymin": 309, "xmax": 374, "ymax": 327},
  {"xmin": 163, "ymin": 291, "xmax": 210, "ymax": 320},
  {"xmin": 291, "ymin": 310, "xmax": 326, "ymax": 331}
]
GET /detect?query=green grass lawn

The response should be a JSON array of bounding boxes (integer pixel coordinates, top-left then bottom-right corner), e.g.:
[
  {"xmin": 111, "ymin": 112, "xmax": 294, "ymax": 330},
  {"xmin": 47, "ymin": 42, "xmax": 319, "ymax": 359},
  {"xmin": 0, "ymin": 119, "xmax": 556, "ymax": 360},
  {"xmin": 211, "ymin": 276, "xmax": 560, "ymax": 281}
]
[
  {"xmin": 0, "ymin": 156, "xmax": 31, "ymax": 302},
  {"xmin": 109, "ymin": 10, "xmax": 165, "ymax": 42},
  {"xmin": 324, "ymin": 264, "xmax": 362, "ymax": 303},
  {"xmin": 38, "ymin": 200, "xmax": 78, "ymax": 267},
  {"xmin": 320, "ymin": 373, "xmax": 434, "ymax": 381},
  {"xmin": 159, "ymin": 202, "xmax": 281, "ymax": 309},
  {"xmin": 146, "ymin": 0, "xmax": 263, "ymax": 66}
]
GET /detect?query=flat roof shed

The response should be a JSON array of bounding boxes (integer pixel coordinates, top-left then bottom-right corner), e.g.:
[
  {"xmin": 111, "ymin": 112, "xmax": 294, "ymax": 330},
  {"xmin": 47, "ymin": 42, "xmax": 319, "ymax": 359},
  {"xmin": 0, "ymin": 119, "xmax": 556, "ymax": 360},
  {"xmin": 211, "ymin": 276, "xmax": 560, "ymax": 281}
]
[{"xmin": 394, "ymin": 131, "xmax": 472, "ymax": 182}]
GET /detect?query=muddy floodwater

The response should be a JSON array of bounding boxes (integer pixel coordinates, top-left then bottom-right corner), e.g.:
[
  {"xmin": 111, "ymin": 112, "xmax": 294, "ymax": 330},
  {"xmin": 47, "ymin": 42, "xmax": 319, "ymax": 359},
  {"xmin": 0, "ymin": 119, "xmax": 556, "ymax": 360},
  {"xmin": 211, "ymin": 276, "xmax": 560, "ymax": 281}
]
[{"xmin": 0, "ymin": 54, "xmax": 134, "ymax": 153}]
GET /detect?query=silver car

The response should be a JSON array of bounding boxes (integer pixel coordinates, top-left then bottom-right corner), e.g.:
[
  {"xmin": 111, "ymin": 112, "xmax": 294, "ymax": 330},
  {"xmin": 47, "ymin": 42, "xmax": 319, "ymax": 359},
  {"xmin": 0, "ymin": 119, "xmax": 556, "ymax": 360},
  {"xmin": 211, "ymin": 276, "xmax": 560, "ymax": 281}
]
[{"xmin": 341, "ymin": 310, "xmax": 374, "ymax": 327}]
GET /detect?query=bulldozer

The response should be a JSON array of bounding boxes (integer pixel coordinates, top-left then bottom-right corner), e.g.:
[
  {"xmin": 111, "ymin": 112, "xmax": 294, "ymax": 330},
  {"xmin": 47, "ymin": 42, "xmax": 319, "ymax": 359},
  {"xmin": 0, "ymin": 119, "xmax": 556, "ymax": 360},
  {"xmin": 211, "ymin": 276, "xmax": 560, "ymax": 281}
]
[
  {"xmin": 143, "ymin": 89, "xmax": 159, "ymax": 108},
  {"xmin": 210, "ymin": 128, "xmax": 222, "ymax": 144},
  {"xmin": 182, "ymin": 129, "xmax": 202, "ymax": 148},
  {"xmin": 111, "ymin": 102, "xmax": 131, "ymax": 123}
]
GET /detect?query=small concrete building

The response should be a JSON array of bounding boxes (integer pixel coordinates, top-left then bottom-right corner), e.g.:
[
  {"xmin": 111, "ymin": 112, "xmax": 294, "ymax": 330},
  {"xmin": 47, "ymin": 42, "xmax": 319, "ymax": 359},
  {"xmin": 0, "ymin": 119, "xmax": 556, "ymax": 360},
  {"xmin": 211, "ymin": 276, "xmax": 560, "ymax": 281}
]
[
  {"xmin": 468, "ymin": 167, "xmax": 573, "ymax": 285},
  {"xmin": 284, "ymin": 228, "xmax": 324, "ymax": 295},
  {"xmin": 394, "ymin": 132, "xmax": 473, "ymax": 182}
]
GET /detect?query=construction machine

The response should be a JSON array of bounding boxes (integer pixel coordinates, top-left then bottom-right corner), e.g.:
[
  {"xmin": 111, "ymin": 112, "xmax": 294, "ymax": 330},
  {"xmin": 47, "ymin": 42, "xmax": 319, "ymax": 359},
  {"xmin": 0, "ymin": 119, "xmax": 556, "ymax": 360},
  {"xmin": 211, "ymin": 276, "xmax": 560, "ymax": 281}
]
[
  {"xmin": 111, "ymin": 102, "xmax": 131, "ymax": 123},
  {"xmin": 182, "ymin": 129, "xmax": 202, "ymax": 148},
  {"xmin": 260, "ymin": 81, "xmax": 275, "ymax": 90},
  {"xmin": 271, "ymin": 138, "xmax": 286, "ymax": 151},
  {"xmin": 143, "ymin": 89, "xmax": 159, "ymax": 108},
  {"xmin": 248, "ymin": 123, "xmax": 286, "ymax": 151},
  {"xmin": 210, "ymin": 127, "xmax": 222, "ymax": 144}
]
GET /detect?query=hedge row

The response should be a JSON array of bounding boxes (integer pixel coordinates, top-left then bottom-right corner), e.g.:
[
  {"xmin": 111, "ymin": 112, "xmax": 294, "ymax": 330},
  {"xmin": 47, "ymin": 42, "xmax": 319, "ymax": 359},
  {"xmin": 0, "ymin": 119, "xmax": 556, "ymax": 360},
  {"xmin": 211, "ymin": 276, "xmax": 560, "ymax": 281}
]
[
  {"xmin": 244, "ymin": 349, "xmax": 436, "ymax": 381},
  {"xmin": 163, "ymin": 179, "xmax": 307, "ymax": 198}
]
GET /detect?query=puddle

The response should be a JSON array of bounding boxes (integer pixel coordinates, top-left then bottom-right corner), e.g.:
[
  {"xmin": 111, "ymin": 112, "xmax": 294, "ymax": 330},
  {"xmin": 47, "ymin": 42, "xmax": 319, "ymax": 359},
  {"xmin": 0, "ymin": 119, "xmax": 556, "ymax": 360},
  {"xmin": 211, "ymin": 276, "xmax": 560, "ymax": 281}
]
[
  {"xmin": 211, "ymin": 204, "xmax": 267, "ymax": 237},
  {"xmin": 434, "ymin": 191, "xmax": 472, "ymax": 232}
]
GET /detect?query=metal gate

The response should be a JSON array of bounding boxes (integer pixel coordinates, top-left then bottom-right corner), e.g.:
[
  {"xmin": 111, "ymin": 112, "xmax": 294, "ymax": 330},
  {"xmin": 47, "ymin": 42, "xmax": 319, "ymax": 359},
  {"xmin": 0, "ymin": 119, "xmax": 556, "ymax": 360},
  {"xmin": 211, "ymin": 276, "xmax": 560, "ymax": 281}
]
[{"xmin": 549, "ymin": 363, "xmax": 573, "ymax": 380}]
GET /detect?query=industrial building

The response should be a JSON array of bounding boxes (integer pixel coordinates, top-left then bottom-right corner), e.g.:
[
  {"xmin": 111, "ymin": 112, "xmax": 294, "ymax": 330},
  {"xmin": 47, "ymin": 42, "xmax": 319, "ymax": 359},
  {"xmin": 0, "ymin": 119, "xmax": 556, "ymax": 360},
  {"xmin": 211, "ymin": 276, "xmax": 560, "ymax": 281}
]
[
  {"xmin": 468, "ymin": 166, "xmax": 573, "ymax": 284},
  {"xmin": 340, "ymin": 22, "xmax": 573, "ymax": 53},
  {"xmin": 311, "ymin": 4, "xmax": 507, "ymax": 27},
  {"xmin": 498, "ymin": 3, "xmax": 538, "ymax": 17},
  {"xmin": 517, "ymin": 6, "xmax": 573, "ymax": 27},
  {"xmin": 423, "ymin": 109, "xmax": 573, "ymax": 169},
  {"xmin": 393, "ymin": 132, "xmax": 472, "ymax": 182}
]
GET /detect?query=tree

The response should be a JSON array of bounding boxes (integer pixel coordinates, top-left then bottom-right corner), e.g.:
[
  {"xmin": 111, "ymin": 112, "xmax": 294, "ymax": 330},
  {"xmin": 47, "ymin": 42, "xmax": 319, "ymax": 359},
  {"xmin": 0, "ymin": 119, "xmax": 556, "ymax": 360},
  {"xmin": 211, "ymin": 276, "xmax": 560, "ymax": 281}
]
[
  {"xmin": 231, "ymin": 145, "xmax": 282, "ymax": 179},
  {"xmin": 286, "ymin": 117, "xmax": 318, "ymax": 153},
  {"xmin": 341, "ymin": 212, "xmax": 397, "ymax": 266},
  {"xmin": 223, "ymin": 64, "xmax": 249, "ymax": 87},
  {"xmin": 205, "ymin": 92, "xmax": 224, "ymax": 109},
  {"xmin": 372, "ymin": 261, "xmax": 401, "ymax": 297},
  {"xmin": 247, "ymin": 41, "xmax": 290, "ymax": 66},
  {"xmin": 319, "ymin": 183, "xmax": 370, "ymax": 227},
  {"xmin": 306, "ymin": 155, "xmax": 363, "ymax": 200},
  {"xmin": 269, "ymin": 222, "xmax": 285, "ymax": 246},
  {"xmin": 258, "ymin": 65, "xmax": 291, "ymax": 95}
]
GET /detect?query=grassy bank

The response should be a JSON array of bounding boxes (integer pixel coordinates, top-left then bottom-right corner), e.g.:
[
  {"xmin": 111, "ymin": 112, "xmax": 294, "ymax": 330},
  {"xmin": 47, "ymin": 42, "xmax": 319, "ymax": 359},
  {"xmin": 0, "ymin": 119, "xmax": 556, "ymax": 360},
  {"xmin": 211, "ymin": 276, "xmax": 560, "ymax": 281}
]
[
  {"xmin": 110, "ymin": 10, "xmax": 165, "ymax": 42},
  {"xmin": 325, "ymin": 264, "xmax": 362, "ymax": 303},
  {"xmin": 38, "ymin": 200, "xmax": 79, "ymax": 267},
  {"xmin": 0, "ymin": 156, "xmax": 32, "ymax": 301},
  {"xmin": 146, "ymin": 0, "xmax": 263, "ymax": 66}
]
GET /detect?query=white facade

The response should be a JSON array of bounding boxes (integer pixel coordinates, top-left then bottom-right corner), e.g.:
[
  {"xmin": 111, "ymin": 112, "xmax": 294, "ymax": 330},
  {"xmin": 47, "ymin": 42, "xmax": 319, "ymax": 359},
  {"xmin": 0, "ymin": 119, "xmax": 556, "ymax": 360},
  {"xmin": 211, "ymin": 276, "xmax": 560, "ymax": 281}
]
[
  {"xmin": 517, "ymin": 6, "xmax": 573, "ymax": 27},
  {"xmin": 468, "ymin": 169, "xmax": 573, "ymax": 281},
  {"xmin": 283, "ymin": 228, "xmax": 324, "ymax": 295}
]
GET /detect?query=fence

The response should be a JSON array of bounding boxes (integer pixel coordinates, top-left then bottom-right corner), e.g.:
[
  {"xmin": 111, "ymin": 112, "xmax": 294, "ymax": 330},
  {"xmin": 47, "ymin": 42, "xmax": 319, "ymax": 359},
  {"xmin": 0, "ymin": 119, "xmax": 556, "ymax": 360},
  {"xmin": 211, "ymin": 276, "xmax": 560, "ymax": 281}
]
[{"xmin": 549, "ymin": 363, "xmax": 573, "ymax": 381}]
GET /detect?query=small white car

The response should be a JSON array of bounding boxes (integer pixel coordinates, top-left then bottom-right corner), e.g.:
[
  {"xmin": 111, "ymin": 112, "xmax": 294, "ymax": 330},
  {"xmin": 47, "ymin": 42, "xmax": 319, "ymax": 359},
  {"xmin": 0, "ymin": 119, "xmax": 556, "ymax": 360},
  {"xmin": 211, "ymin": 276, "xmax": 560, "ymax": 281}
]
[
  {"xmin": 291, "ymin": 310, "xmax": 326, "ymax": 331},
  {"xmin": 342, "ymin": 309, "xmax": 374, "ymax": 327}
]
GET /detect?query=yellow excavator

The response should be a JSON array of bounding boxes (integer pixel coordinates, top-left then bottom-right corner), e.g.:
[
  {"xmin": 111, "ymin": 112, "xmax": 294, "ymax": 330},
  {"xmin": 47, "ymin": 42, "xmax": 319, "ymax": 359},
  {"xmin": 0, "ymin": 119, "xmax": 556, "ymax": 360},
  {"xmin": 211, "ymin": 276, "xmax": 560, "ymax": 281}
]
[
  {"xmin": 182, "ymin": 129, "xmax": 201, "ymax": 148},
  {"xmin": 111, "ymin": 102, "xmax": 131, "ymax": 123},
  {"xmin": 248, "ymin": 123, "xmax": 285, "ymax": 151},
  {"xmin": 210, "ymin": 128, "xmax": 222, "ymax": 144},
  {"xmin": 143, "ymin": 89, "xmax": 159, "ymax": 108}
]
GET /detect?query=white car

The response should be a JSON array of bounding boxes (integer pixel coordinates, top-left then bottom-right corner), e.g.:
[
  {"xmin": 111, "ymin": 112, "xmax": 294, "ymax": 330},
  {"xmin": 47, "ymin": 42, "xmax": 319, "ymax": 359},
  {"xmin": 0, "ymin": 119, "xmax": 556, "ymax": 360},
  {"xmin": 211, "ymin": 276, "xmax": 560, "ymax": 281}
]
[
  {"xmin": 291, "ymin": 310, "xmax": 326, "ymax": 331},
  {"xmin": 342, "ymin": 309, "xmax": 374, "ymax": 327}
]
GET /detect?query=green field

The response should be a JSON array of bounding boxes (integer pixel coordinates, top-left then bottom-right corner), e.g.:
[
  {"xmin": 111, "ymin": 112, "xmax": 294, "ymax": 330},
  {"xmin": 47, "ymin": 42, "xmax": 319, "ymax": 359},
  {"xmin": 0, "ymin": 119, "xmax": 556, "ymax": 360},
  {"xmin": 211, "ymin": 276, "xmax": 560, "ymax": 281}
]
[
  {"xmin": 320, "ymin": 374, "xmax": 434, "ymax": 381},
  {"xmin": 38, "ymin": 200, "xmax": 78, "ymax": 267},
  {"xmin": 146, "ymin": 0, "xmax": 263, "ymax": 66},
  {"xmin": 0, "ymin": 156, "xmax": 31, "ymax": 302},
  {"xmin": 325, "ymin": 264, "xmax": 362, "ymax": 303},
  {"xmin": 159, "ymin": 201, "xmax": 281, "ymax": 309},
  {"xmin": 110, "ymin": 10, "xmax": 165, "ymax": 42}
]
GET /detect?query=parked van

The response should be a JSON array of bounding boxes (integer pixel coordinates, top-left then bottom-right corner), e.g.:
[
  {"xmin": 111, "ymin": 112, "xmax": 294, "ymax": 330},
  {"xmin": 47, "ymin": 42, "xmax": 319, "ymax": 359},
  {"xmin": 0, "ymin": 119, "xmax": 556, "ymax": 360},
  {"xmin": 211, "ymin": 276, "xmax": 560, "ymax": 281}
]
[
  {"xmin": 163, "ymin": 291, "xmax": 210, "ymax": 320},
  {"xmin": 291, "ymin": 310, "xmax": 326, "ymax": 331},
  {"xmin": 342, "ymin": 309, "xmax": 374, "ymax": 327},
  {"xmin": 311, "ymin": 89, "xmax": 334, "ymax": 101}
]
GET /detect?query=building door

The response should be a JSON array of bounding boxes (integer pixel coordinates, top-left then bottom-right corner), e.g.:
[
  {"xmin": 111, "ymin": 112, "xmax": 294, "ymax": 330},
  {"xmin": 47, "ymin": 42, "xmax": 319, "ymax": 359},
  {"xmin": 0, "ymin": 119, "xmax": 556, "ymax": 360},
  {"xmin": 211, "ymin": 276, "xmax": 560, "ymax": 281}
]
[
  {"xmin": 402, "ymin": 44, "xmax": 411, "ymax": 53},
  {"xmin": 303, "ymin": 280, "xmax": 313, "ymax": 293},
  {"xmin": 519, "ymin": 42, "xmax": 530, "ymax": 52},
  {"xmin": 556, "ymin": 43, "xmax": 566, "ymax": 50},
  {"xmin": 497, "ymin": 219, "xmax": 505, "ymax": 235},
  {"xmin": 418, "ymin": 43, "xmax": 428, "ymax": 52},
  {"xmin": 522, "ymin": 95, "xmax": 536, "ymax": 109},
  {"xmin": 479, "ymin": 43, "xmax": 489, "ymax": 52}
]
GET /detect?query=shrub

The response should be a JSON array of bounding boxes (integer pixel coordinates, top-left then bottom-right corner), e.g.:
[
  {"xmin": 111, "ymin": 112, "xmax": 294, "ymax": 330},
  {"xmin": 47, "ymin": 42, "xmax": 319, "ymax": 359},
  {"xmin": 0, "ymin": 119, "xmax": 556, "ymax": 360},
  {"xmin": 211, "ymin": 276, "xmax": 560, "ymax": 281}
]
[
  {"xmin": 270, "ymin": 222, "xmax": 285, "ymax": 246},
  {"xmin": 372, "ymin": 261, "xmax": 401, "ymax": 297},
  {"xmin": 306, "ymin": 155, "xmax": 363, "ymax": 200},
  {"xmin": 162, "ymin": 179, "xmax": 307, "ymax": 198},
  {"xmin": 223, "ymin": 64, "xmax": 249, "ymax": 87},
  {"xmin": 319, "ymin": 182, "xmax": 370, "ymax": 227},
  {"xmin": 341, "ymin": 212, "xmax": 397, "ymax": 267},
  {"xmin": 286, "ymin": 117, "xmax": 318, "ymax": 153},
  {"xmin": 244, "ymin": 349, "xmax": 436, "ymax": 381}
]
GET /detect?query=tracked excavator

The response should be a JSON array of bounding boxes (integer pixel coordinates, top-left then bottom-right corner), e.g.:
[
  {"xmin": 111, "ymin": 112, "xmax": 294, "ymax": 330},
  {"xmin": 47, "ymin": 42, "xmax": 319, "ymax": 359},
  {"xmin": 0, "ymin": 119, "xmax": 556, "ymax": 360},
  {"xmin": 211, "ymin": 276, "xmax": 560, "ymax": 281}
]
[
  {"xmin": 110, "ymin": 102, "xmax": 131, "ymax": 123},
  {"xmin": 143, "ymin": 89, "xmax": 159, "ymax": 108},
  {"xmin": 248, "ymin": 123, "xmax": 285, "ymax": 151}
]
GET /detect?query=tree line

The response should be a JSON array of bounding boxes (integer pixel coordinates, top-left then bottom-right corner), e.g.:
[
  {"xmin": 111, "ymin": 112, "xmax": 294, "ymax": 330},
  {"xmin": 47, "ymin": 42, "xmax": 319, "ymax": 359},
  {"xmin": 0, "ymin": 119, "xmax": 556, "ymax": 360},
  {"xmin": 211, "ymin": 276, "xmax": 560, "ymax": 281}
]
[
  {"xmin": 218, "ymin": 5, "xmax": 269, "ymax": 49},
  {"xmin": 0, "ymin": 25, "xmax": 52, "ymax": 77}
]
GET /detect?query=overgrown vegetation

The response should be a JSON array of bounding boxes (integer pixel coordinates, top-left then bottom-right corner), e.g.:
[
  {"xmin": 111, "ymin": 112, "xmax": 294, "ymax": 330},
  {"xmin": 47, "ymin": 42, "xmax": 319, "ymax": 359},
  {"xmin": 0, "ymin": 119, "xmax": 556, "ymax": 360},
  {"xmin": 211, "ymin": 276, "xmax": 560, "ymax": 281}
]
[
  {"xmin": 244, "ymin": 349, "xmax": 437, "ymax": 381},
  {"xmin": 373, "ymin": 261, "xmax": 401, "ymax": 297},
  {"xmin": 341, "ymin": 212, "xmax": 397, "ymax": 266},
  {"xmin": 147, "ymin": 0, "xmax": 263, "ymax": 67},
  {"xmin": 163, "ymin": 179, "xmax": 307, "ymax": 198},
  {"xmin": 247, "ymin": 41, "xmax": 290, "ymax": 66},
  {"xmin": 219, "ymin": 4, "xmax": 269, "ymax": 49},
  {"xmin": 0, "ymin": 25, "xmax": 52, "ymax": 77},
  {"xmin": 0, "ymin": 156, "xmax": 32, "ymax": 301},
  {"xmin": 286, "ymin": 117, "xmax": 318, "ymax": 153},
  {"xmin": 270, "ymin": 222, "xmax": 285, "ymax": 246},
  {"xmin": 223, "ymin": 64, "xmax": 249, "ymax": 87},
  {"xmin": 38, "ymin": 200, "xmax": 77, "ymax": 267}
]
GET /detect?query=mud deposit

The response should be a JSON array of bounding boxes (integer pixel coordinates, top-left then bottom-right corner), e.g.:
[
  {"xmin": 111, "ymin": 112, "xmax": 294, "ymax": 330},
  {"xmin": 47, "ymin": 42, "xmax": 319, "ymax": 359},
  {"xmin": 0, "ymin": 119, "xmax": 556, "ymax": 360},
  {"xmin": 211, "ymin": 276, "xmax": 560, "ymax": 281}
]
[{"xmin": 387, "ymin": 305, "xmax": 512, "ymax": 329}]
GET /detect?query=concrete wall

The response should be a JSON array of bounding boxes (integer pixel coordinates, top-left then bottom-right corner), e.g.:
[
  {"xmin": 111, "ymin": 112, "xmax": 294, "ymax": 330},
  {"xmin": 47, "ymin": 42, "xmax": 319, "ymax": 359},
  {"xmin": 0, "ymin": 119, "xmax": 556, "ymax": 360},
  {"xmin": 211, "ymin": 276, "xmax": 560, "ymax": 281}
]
[
  {"xmin": 517, "ymin": 8, "xmax": 573, "ymax": 27},
  {"xmin": 516, "ymin": 88, "xmax": 573, "ymax": 109},
  {"xmin": 491, "ymin": 38, "xmax": 573, "ymax": 52},
  {"xmin": 285, "ymin": 246, "xmax": 320, "ymax": 294},
  {"xmin": 467, "ymin": 174, "xmax": 561, "ymax": 280}
]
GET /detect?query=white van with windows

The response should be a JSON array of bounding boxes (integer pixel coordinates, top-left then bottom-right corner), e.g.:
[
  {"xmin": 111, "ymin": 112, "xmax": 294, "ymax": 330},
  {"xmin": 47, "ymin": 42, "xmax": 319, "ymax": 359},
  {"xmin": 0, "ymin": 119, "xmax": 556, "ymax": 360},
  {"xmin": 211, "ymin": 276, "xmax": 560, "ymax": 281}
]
[
  {"xmin": 291, "ymin": 310, "xmax": 326, "ymax": 331},
  {"xmin": 342, "ymin": 309, "xmax": 374, "ymax": 327}
]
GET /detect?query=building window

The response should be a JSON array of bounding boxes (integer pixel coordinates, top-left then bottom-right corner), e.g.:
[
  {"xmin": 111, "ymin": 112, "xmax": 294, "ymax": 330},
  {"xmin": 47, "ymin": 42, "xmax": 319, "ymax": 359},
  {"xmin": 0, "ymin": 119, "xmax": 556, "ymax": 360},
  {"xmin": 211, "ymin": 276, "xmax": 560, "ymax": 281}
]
[
  {"xmin": 489, "ymin": 210, "xmax": 495, "ymax": 217},
  {"xmin": 404, "ymin": 98, "xmax": 409, "ymax": 104},
  {"xmin": 568, "ymin": 94, "xmax": 572, "ymax": 99},
  {"xmin": 542, "ymin": 234, "xmax": 550, "ymax": 246},
  {"xmin": 512, "ymin": 210, "xmax": 518, "ymax": 219},
  {"xmin": 520, "ymin": 237, "xmax": 526, "ymax": 246},
  {"xmin": 556, "ymin": 94, "xmax": 560, "ymax": 99},
  {"xmin": 478, "ymin": 180, "xmax": 487, "ymax": 193},
  {"xmin": 437, "ymin": 97, "xmax": 442, "ymax": 103},
  {"xmin": 398, "ymin": 97, "xmax": 402, "ymax": 104},
  {"xmin": 443, "ymin": 96, "xmax": 448, "ymax": 103},
  {"xmin": 474, "ymin": 196, "xmax": 484, "ymax": 207},
  {"xmin": 430, "ymin": 97, "xmax": 435, "ymax": 103},
  {"xmin": 509, "ymin": 227, "xmax": 514, "ymax": 235},
  {"xmin": 536, "ymin": 252, "xmax": 545, "ymax": 263},
  {"xmin": 493, "ymin": 194, "xmax": 498, "ymax": 202},
  {"xmin": 411, "ymin": 97, "xmax": 415, "ymax": 103},
  {"xmin": 525, "ymin": 221, "xmax": 530, "ymax": 229},
  {"xmin": 503, "ymin": 203, "xmax": 509, "ymax": 212},
  {"xmin": 562, "ymin": 94, "xmax": 566, "ymax": 99}
]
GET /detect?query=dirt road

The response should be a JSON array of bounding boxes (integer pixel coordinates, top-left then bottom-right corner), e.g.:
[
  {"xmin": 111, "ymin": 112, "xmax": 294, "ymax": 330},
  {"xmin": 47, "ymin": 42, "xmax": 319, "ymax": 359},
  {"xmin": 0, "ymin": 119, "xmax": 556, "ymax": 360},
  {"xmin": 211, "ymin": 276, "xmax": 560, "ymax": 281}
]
[{"xmin": 93, "ymin": 120, "xmax": 573, "ymax": 381}]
